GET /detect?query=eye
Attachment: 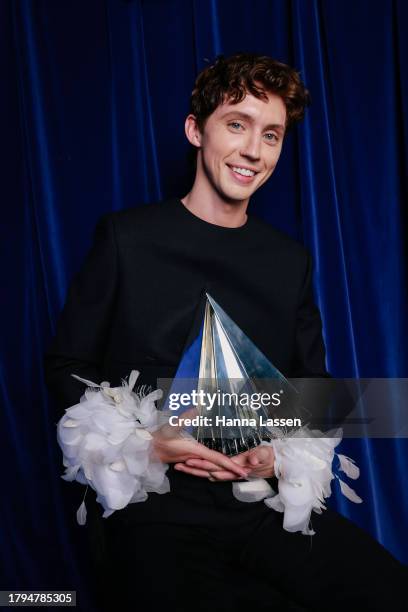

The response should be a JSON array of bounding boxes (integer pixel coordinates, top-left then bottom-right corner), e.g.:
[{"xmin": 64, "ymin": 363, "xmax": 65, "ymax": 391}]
[
  {"xmin": 228, "ymin": 121, "xmax": 244, "ymax": 131},
  {"xmin": 264, "ymin": 132, "xmax": 279, "ymax": 143}
]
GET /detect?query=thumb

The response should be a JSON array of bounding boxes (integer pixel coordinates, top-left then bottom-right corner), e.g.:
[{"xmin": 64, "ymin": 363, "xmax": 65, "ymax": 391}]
[
  {"xmin": 250, "ymin": 446, "xmax": 272, "ymax": 465},
  {"xmin": 248, "ymin": 452, "xmax": 260, "ymax": 466}
]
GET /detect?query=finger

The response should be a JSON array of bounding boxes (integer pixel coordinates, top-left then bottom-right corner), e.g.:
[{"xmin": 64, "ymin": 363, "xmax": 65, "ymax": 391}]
[
  {"xmin": 179, "ymin": 443, "xmax": 250, "ymax": 475},
  {"xmin": 185, "ymin": 458, "xmax": 221, "ymax": 471},
  {"xmin": 173, "ymin": 462, "xmax": 246, "ymax": 481},
  {"xmin": 183, "ymin": 457, "xmax": 249, "ymax": 478},
  {"xmin": 200, "ymin": 448, "xmax": 249, "ymax": 476},
  {"xmin": 210, "ymin": 470, "xmax": 248, "ymax": 481},
  {"xmin": 248, "ymin": 453, "xmax": 260, "ymax": 466},
  {"xmin": 251, "ymin": 446, "xmax": 274, "ymax": 467},
  {"xmin": 230, "ymin": 453, "xmax": 250, "ymax": 465}
]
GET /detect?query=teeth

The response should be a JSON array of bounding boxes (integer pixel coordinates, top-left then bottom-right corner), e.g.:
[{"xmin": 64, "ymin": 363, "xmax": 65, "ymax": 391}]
[{"xmin": 232, "ymin": 166, "xmax": 255, "ymax": 177}]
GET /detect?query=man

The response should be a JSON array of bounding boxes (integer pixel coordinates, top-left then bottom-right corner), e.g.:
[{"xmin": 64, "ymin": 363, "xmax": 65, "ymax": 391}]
[{"xmin": 45, "ymin": 54, "xmax": 406, "ymax": 611}]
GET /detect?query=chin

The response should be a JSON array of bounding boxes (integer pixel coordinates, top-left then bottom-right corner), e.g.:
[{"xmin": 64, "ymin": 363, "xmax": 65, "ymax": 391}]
[
  {"xmin": 218, "ymin": 184, "xmax": 256, "ymax": 203},
  {"xmin": 228, "ymin": 189, "xmax": 256, "ymax": 203},
  {"xmin": 217, "ymin": 191, "xmax": 251, "ymax": 205}
]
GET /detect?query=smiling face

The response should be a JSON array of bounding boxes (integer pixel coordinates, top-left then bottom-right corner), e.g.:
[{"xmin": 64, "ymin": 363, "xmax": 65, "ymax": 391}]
[{"xmin": 185, "ymin": 90, "xmax": 287, "ymax": 207}]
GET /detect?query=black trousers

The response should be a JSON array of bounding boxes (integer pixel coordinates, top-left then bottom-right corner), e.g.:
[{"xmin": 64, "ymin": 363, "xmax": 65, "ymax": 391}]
[{"xmin": 88, "ymin": 466, "xmax": 407, "ymax": 612}]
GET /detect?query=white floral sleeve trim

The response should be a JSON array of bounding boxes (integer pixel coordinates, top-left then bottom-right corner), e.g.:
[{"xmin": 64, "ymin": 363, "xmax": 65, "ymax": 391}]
[
  {"xmin": 57, "ymin": 370, "xmax": 170, "ymax": 525},
  {"xmin": 233, "ymin": 427, "xmax": 362, "ymax": 536}
]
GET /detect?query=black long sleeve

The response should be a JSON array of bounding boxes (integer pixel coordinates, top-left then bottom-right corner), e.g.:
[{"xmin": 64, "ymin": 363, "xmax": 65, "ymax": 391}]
[
  {"xmin": 44, "ymin": 214, "xmax": 118, "ymax": 416},
  {"xmin": 292, "ymin": 253, "xmax": 328, "ymax": 377}
]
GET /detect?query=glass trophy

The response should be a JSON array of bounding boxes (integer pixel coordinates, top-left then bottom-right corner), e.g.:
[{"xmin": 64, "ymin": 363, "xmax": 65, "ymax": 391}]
[{"xmin": 161, "ymin": 293, "xmax": 312, "ymax": 456}]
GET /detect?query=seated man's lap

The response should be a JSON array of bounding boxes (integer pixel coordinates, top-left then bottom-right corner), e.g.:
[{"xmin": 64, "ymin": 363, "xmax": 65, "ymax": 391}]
[
  {"xmin": 102, "ymin": 519, "xmax": 305, "ymax": 612},
  {"xmin": 239, "ymin": 507, "xmax": 407, "ymax": 611},
  {"xmin": 88, "ymin": 479, "xmax": 407, "ymax": 611}
]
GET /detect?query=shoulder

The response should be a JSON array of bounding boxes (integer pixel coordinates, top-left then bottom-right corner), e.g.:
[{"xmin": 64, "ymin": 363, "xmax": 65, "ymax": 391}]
[
  {"xmin": 101, "ymin": 199, "xmax": 172, "ymax": 231},
  {"xmin": 249, "ymin": 214, "xmax": 311, "ymax": 268},
  {"xmin": 94, "ymin": 199, "xmax": 177, "ymax": 246}
]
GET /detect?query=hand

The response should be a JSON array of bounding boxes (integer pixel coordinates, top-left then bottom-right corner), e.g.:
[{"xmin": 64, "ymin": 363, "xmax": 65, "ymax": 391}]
[
  {"xmin": 151, "ymin": 422, "xmax": 249, "ymax": 480},
  {"xmin": 174, "ymin": 444, "xmax": 275, "ymax": 481}
]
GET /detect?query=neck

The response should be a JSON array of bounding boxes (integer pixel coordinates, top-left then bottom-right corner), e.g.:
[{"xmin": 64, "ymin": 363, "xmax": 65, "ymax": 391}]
[{"xmin": 181, "ymin": 183, "xmax": 249, "ymax": 228}]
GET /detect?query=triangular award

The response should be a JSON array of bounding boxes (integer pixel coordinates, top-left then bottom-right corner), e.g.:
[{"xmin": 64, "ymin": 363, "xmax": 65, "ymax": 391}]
[{"xmin": 161, "ymin": 293, "xmax": 312, "ymax": 455}]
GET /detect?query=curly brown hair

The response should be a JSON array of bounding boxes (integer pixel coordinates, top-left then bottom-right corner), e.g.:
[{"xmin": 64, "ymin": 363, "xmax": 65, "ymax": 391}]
[{"xmin": 190, "ymin": 53, "xmax": 310, "ymax": 131}]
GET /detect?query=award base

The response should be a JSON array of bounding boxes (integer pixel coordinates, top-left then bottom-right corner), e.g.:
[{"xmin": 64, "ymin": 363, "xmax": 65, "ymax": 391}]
[{"xmin": 201, "ymin": 433, "xmax": 272, "ymax": 456}]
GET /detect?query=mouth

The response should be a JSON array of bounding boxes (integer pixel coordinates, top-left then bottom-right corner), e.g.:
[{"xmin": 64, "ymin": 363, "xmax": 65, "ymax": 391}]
[{"xmin": 227, "ymin": 164, "xmax": 259, "ymax": 185}]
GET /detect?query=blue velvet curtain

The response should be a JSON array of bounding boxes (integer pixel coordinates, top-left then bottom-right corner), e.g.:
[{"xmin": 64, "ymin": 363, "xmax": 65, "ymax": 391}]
[{"xmin": 2, "ymin": 0, "xmax": 407, "ymax": 605}]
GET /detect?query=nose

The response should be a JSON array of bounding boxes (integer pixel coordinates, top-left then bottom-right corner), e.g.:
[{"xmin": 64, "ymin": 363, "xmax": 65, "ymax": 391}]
[{"xmin": 239, "ymin": 133, "xmax": 261, "ymax": 161}]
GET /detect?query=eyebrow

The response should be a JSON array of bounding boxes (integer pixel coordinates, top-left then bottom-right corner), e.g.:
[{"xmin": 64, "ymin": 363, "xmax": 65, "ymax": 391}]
[{"xmin": 221, "ymin": 110, "xmax": 286, "ymax": 134}]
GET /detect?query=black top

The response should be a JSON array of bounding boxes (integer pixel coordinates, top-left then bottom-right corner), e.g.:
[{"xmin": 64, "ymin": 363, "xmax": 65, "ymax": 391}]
[{"xmin": 44, "ymin": 198, "xmax": 328, "ymax": 419}]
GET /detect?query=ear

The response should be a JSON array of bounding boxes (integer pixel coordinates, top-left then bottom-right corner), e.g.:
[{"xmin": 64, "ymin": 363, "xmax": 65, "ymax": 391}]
[{"xmin": 184, "ymin": 114, "xmax": 202, "ymax": 148}]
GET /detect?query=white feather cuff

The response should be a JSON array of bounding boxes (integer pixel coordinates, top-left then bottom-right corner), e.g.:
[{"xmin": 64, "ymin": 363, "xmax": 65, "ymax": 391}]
[
  {"xmin": 57, "ymin": 370, "xmax": 170, "ymax": 525},
  {"xmin": 233, "ymin": 427, "xmax": 362, "ymax": 536}
]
